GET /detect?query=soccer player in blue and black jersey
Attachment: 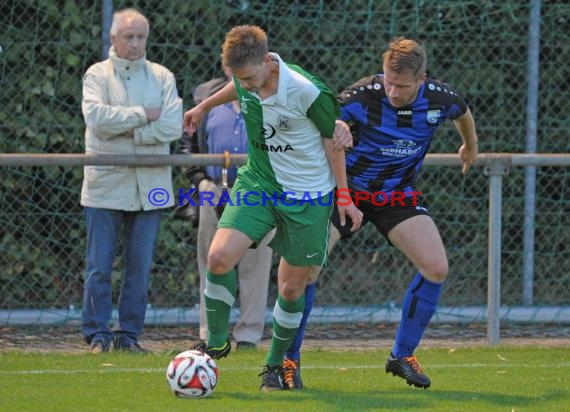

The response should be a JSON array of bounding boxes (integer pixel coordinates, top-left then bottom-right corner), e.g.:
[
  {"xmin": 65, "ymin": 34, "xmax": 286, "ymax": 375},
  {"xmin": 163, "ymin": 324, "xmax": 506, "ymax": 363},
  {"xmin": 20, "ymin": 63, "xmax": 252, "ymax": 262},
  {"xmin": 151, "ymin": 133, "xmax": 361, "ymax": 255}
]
[{"xmin": 283, "ymin": 37, "xmax": 478, "ymax": 390}]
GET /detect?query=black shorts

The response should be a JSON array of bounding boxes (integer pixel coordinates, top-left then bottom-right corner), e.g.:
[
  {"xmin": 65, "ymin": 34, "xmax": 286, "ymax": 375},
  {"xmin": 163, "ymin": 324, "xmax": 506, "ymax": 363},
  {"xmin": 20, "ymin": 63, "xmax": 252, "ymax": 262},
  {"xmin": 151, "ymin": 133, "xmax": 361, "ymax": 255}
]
[{"xmin": 331, "ymin": 194, "xmax": 430, "ymax": 241}]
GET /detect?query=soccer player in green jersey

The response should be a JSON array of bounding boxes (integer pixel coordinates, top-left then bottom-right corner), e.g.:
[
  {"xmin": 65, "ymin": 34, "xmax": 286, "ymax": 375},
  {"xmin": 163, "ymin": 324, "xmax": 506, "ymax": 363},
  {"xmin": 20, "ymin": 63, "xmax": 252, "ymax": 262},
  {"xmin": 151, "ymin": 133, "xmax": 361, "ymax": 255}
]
[{"xmin": 183, "ymin": 25, "xmax": 362, "ymax": 391}]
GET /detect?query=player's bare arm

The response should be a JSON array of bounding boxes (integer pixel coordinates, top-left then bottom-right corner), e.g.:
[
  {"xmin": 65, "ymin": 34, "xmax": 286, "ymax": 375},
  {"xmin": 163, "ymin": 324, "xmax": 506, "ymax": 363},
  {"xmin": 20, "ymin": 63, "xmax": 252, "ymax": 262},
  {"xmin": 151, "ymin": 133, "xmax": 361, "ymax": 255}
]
[
  {"xmin": 453, "ymin": 107, "xmax": 479, "ymax": 174},
  {"xmin": 323, "ymin": 138, "xmax": 363, "ymax": 231},
  {"xmin": 331, "ymin": 119, "xmax": 353, "ymax": 151},
  {"xmin": 183, "ymin": 81, "xmax": 238, "ymax": 134}
]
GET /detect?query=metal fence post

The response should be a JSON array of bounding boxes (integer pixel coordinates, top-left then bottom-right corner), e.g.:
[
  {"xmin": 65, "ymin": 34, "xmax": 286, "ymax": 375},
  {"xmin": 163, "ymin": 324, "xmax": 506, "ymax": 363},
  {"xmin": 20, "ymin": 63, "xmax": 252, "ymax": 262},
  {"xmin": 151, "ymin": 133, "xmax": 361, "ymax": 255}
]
[
  {"xmin": 484, "ymin": 158, "xmax": 510, "ymax": 345},
  {"xmin": 523, "ymin": 0, "xmax": 541, "ymax": 305},
  {"xmin": 101, "ymin": 0, "xmax": 113, "ymax": 59}
]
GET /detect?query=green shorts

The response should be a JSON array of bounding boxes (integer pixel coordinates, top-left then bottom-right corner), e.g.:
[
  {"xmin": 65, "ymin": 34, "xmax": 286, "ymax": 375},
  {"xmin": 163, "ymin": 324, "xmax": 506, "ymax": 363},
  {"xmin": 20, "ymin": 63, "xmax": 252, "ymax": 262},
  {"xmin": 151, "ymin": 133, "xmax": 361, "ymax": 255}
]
[{"xmin": 217, "ymin": 177, "xmax": 334, "ymax": 267}]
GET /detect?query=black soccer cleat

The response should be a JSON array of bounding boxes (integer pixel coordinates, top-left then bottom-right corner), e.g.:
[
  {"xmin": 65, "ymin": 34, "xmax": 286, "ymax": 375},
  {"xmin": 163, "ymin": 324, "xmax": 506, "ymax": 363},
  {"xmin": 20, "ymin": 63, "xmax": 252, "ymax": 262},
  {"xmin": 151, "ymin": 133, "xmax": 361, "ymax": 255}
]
[
  {"xmin": 282, "ymin": 358, "xmax": 303, "ymax": 390},
  {"xmin": 385, "ymin": 353, "xmax": 431, "ymax": 389},
  {"xmin": 259, "ymin": 365, "xmax": 285, "ymax": 391},
  {"xmin": 191, "ymin": 338, "xmax": 231, "ymax": 360}
]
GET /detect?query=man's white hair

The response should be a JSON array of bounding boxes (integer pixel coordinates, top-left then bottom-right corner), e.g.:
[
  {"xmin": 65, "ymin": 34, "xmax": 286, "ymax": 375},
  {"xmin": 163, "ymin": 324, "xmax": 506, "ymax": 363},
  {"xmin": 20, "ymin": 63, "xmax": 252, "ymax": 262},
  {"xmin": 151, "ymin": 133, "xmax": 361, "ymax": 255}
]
[{"xmin": 110, "ymin": 8, "xmax": 149, "ymax": 36}]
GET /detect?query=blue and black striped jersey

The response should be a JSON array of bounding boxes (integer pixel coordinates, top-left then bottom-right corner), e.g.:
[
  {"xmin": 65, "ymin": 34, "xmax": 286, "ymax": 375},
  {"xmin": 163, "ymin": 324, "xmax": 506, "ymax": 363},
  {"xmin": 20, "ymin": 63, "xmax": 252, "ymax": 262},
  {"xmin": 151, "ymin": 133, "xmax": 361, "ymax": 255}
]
[{"xmin": 338, "ymin": 74, "xmax": 468, "ymax": 198}]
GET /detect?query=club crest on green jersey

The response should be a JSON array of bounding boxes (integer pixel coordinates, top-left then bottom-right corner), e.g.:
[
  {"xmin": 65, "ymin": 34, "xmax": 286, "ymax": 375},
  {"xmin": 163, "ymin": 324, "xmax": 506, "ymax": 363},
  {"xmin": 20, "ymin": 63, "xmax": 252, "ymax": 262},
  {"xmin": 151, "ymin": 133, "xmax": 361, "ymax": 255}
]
[{"xmin": 276, "ymin": 115, "xmax": 292, "ymax": 130}]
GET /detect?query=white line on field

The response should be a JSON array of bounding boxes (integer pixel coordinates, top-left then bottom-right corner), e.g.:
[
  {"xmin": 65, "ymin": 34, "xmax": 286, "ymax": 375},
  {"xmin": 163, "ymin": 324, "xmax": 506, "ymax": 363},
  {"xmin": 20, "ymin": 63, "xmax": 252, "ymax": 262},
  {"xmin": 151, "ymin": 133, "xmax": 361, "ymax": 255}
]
[{"xmin": 1, "ymin": 363, "xmax": 569, "ymax": 376}]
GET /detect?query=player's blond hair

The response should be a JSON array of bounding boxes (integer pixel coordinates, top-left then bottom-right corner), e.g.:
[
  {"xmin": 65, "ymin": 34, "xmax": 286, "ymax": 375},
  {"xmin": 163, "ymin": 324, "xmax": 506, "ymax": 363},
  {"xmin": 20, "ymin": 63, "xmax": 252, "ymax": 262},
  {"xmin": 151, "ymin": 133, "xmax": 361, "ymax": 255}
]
[
  {"xmin": 110, "ymin": 8, "xmax": 149, "ymax": 36},
  {"xmin": 383, "ymin": 37, "xmax": 427, "ymax": 79},
  {"xmin": 222, "ymin": 25, "xmax": 268, "ymax": 70}
]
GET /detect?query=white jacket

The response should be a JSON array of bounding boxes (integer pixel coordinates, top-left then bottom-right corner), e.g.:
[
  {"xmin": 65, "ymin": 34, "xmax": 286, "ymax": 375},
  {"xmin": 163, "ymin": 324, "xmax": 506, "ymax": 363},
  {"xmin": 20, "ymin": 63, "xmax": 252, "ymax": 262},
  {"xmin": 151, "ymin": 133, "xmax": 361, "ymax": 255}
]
[{"xmin": 81, "ymin": 47, "xmax": 182, "ymax": 210}]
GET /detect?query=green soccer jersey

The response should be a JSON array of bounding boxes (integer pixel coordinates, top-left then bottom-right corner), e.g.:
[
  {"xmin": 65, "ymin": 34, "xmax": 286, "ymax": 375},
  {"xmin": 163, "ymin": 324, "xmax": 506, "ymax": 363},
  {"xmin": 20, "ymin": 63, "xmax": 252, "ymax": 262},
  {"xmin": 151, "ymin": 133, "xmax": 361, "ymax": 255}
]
[{"xmin": 233, "ymin": 53, "xmax": 339, "ymax": 199}]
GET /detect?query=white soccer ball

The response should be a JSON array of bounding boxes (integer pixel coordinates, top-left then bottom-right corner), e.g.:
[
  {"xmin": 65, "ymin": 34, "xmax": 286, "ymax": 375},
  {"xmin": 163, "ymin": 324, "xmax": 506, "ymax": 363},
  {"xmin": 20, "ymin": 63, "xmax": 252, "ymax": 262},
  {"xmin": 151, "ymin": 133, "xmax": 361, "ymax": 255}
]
[{"xmin": 166, "ymin": 350, "xmax": 219, "ymax": 398}]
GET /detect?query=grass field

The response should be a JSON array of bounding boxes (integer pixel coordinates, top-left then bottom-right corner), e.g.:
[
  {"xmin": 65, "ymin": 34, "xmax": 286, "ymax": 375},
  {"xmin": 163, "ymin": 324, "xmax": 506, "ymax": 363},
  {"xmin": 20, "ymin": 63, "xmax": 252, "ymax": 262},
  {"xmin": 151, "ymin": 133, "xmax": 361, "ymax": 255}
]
[{"xmin": 1, "ymin": 346, "xmax": 569, "ymax": 411}]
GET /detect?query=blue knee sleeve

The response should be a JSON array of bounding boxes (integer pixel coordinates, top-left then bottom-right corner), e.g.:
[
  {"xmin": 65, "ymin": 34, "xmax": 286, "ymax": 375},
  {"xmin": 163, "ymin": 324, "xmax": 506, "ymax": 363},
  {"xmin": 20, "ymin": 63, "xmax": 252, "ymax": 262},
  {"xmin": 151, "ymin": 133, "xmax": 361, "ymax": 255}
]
[{"xmin": 392, "ymin": 273, "xmax": 443, "ymax": 358}]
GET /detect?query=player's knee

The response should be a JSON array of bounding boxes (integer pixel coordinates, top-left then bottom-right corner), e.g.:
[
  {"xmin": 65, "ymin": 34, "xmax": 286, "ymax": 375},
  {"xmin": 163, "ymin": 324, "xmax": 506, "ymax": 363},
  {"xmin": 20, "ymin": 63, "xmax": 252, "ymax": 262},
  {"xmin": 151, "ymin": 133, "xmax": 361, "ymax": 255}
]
[
  {"xmin": 207, "ymin": 247, "xmax": 233, "ymax": 273},
  {"xmin": 422, "ymin": 258, "xmax": 448, "ymax": 283},
  {"xmin": 279, "ymin": 283, "xmax": 304, "ymax": 301}
]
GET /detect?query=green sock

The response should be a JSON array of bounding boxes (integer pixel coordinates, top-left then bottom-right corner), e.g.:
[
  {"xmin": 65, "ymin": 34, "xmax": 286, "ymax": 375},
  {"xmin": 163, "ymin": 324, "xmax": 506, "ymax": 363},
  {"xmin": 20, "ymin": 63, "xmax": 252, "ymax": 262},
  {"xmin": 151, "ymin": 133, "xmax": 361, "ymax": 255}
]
[
  {"xmin": 266, "ymin": 293, "xmax": 305, "ymax": 366},
  {"xmin": 205, "ymin": 269, "xmax": 237, "ymax": 347}
]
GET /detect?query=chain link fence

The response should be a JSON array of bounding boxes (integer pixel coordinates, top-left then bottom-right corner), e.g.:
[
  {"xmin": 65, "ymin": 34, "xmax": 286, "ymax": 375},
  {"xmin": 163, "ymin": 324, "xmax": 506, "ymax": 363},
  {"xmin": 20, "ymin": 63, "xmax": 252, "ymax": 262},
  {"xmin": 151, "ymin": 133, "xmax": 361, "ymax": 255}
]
[{"xmin": 1, "ymin": 1, "xmax": 569, "ymax": 327}]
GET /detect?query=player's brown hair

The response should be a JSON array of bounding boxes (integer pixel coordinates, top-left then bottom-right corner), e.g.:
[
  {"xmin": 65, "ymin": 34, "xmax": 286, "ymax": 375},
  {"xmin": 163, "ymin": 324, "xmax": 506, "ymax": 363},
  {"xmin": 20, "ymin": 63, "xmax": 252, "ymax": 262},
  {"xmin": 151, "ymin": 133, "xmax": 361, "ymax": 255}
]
[
  {"xmin": 382, "ymin": 37, "xmax": 427, "ymax": 79},
  {"xmin": 221, "ymin": 25, "xmax": 268, "ymax": 70}
]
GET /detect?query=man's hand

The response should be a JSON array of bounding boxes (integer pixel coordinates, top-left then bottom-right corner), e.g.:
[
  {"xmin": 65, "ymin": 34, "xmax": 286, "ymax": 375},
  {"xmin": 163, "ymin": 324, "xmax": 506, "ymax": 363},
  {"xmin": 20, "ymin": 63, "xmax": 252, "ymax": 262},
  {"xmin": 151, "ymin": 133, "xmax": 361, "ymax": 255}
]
[
  {"xmin": 331, "ymin": 120, "xmax": 353, "ymax": 151},
  {"xmin": 459, "ymin": 144, "xmax": 478, "ymax": 174},
  {"xmin": 183, "ymin": 106, "xmax": 206, "ymax": 135},
  {"xmin": 337, "ymin": 200, "xmax": 363, "ymax": 232},
  {"xmin": 198, "ymin": 179, "xmax": 216, "ymax": 193},
  {"xmin": 144, "ymin": 107, "xmax": 161, "ymax": 122}
]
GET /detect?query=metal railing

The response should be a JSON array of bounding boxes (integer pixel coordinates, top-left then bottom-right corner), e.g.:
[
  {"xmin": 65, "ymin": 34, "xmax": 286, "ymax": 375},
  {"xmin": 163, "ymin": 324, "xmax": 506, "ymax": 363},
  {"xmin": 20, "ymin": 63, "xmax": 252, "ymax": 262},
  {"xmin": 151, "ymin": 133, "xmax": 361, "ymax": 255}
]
[{"xmin": 1, "ymin": 152, "xmax": 569, "ymax": 345}]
